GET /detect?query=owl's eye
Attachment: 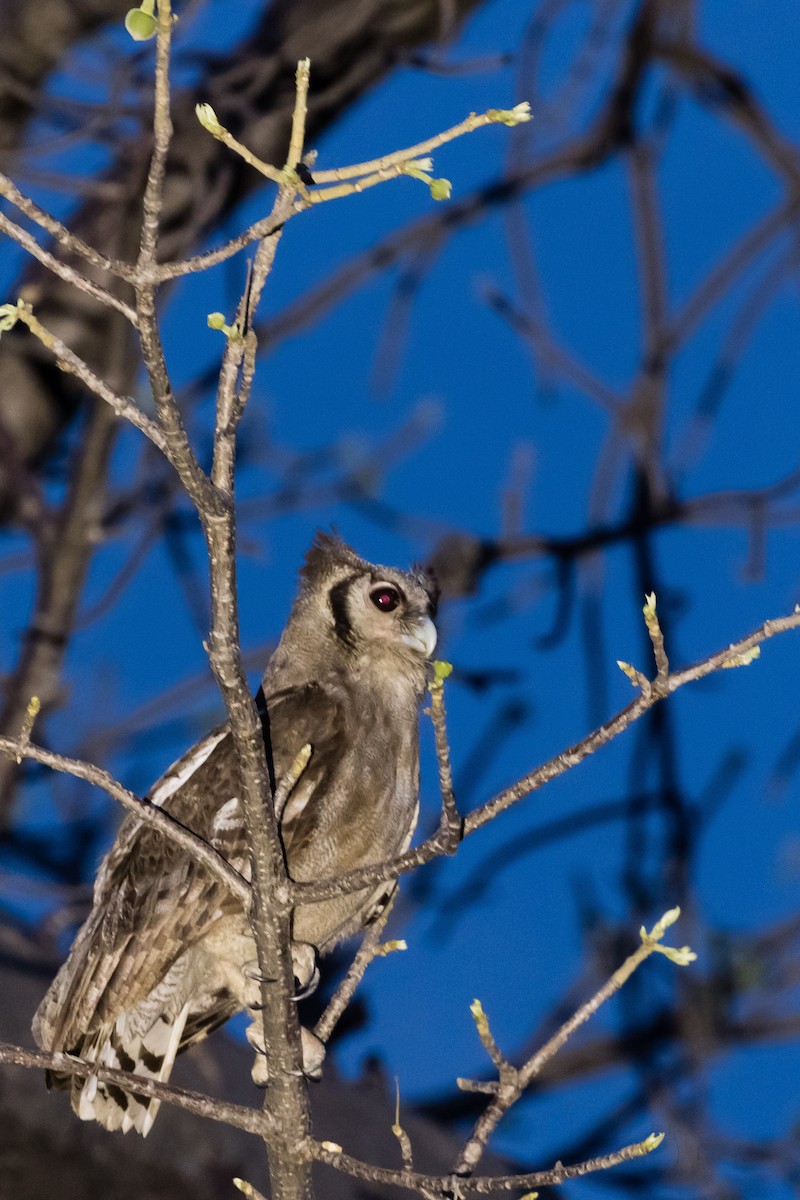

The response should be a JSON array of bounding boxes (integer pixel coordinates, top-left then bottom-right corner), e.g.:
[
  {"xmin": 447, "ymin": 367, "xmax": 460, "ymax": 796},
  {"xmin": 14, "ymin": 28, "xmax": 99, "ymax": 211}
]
[{"xmin": 369, "ymin": 584, "xmax": 401, "ymax": 613}]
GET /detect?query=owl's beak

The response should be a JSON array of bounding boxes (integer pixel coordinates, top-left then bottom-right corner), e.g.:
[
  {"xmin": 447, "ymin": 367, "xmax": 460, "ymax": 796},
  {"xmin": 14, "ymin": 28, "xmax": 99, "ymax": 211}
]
[{"xmin": 400, "ymin": 614, "xmax": 437, "ymax": 658}]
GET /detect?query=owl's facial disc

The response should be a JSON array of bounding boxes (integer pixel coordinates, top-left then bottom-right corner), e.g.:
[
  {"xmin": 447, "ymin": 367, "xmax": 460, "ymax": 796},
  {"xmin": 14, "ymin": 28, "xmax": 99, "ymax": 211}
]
[
  {"xmin": 399, "ymin": 614, "xmax": 437, "ymax": 658},
  {"xmin": 334, "ymin": 573, "xmax": 438, "ymax": 661}
]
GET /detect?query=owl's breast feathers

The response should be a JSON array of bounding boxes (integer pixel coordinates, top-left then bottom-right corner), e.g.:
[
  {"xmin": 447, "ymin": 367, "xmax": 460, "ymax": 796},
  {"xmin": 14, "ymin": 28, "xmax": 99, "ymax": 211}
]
[{"xmin": 32, "ymin": 673, "xmax": 422, "ymax": 1132}]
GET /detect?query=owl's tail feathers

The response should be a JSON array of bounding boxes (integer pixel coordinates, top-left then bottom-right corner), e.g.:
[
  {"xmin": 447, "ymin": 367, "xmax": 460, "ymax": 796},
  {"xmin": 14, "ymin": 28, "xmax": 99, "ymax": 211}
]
[{"xmin": 47, "ymin": 1006, "xmax": 190, "ymax": 1136}]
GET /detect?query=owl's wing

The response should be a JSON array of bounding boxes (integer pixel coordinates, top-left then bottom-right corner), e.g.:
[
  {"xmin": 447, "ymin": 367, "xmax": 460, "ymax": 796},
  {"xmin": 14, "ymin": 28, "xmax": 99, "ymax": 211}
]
[
  {"xmin": 31, "ymin": 684, "xmax": 351, "ymax": 1135},
  {"xmin": 33, "ymin": 683, "xmax": 346, "ymax": 1055},
  {"xmin": 259, "ymin": 681, "xmax": 348, "ymax": 859}
]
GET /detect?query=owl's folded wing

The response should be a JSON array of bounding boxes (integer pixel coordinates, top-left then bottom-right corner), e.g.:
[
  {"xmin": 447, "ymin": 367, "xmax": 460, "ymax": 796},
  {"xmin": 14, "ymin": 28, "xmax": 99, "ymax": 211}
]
[
  {"xmin": 32, "ymin": 725, "xmax": 243, "ymax": 1053},
  {"xmin": 259, "ymin": 679, "xmax": 348, "ymax": 855},
  {"xmin": 33, "ymin": 685, "xmax": 346, "ymax": 1053}
]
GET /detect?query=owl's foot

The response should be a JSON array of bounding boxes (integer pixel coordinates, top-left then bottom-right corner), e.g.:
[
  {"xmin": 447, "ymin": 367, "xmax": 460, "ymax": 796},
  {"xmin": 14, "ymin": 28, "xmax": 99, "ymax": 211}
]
[
  {"xmin": 291, "ymin": 941, "xmax": 319, "ymax": 996},
  {"xmin": 300, "ymin": 1027, "xmax": 325, "ymax": 1079},
  {"xmin": 247, "ymin": 1024, "xmax": 326, "ymax": 1085},
  {"xmin": 247, "ymin": 1021, "xmax": 270, "ymax": 1086}
]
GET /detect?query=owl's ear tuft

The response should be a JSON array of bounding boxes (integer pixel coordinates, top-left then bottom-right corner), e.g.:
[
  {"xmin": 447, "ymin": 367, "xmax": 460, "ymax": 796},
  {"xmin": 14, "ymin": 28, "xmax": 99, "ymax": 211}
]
[{"xmin": 302, "ymin": 530, "xmax": 364, "ymax": 582}]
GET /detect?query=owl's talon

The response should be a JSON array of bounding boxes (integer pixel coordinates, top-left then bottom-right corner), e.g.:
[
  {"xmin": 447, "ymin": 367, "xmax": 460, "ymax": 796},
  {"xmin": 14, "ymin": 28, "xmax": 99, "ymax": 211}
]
[
  {"xmin": 246, "ymin": 1026, "xmax": 324, "ymax": 1085},
  {"xmin": 301, "ymin": 1027, "xmax": 325, "ymax": 1080},
  {"xmin": 248, "ymin": 1023, "xmax": 270, "ymax": 1086},
  {"xmin": 291, "ymin": 942, "xmax": 320, "ymax": 995},
  {"xmin": 246, "ymin": 1022, "xmax": 267, "ymax": 1051},
  {"xmin": 292, "ymin": 978, "xmax": 318, "ymax": 1002}
]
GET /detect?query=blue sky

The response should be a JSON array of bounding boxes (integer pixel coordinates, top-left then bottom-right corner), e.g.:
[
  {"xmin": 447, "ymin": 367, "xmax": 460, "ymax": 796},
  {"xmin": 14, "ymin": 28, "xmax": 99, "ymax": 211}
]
[{"xmin": 2, "ymin": 1, "xmax": 799, "ymax": 1195}]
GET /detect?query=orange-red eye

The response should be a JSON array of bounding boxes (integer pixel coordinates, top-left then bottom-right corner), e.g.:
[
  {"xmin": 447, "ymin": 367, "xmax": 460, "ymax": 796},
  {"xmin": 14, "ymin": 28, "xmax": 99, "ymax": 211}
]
[{"xmin": 370, "ymin": 585, "xmax": 400, "ymax": 612}]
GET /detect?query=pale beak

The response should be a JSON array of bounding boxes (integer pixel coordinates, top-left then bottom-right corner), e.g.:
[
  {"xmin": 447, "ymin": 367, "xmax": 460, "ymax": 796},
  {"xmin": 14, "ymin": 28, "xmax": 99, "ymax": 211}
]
[{"xmin": 400, "ymin": 614, "xmax": 437, "ymax": 658}]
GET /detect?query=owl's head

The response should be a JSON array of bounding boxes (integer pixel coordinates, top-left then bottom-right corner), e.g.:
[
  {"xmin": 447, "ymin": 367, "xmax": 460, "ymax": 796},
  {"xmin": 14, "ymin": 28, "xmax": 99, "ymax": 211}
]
[
  {"xmin": 303, "ymin": 531, "xmax": 438, "ymax": 658},
  {"xmin": 268, "ymin": 533, "xmax": 439, "ymax": 687}
]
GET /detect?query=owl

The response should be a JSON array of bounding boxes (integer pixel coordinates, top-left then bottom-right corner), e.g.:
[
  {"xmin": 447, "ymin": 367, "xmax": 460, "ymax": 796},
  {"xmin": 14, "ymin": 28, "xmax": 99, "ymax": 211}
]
[{"xmin": 32, "ymin": 532, "xmax": 438, "ymax": 1135}]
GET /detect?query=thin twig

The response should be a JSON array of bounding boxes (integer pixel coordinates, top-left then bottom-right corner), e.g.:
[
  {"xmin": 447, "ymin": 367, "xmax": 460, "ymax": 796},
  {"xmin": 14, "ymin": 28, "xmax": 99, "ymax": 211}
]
[
  {"xmin": 4, "ymin": 303, "xmax": 167, "ymax": 452},
  {"xmin": 137, "ymin": 0, "xmax": 174, "ymax": 268},
  {"xmin": 467, "ymin": 1000, "xmax": 510, "ymax": 1076},
  {"xmin": 0, "ymin": 734, "xmax": 251, "ymax": 905},
  {"xmin": 0, "ymin": 212, "xmax": 136, "ymax": 323},
  {"xmin": 311, "ymin": 105, "xmax": 531, "ymax": 184},
  {"xmin": 464, "ymin": 608, "xmax": 800, "ymax": 834},
  {"xmin": 642, "ymin": 592, "xmax": 669, "ymax": 680},
  {"xmin": 0, "ymin": 170, "xmax": 136, "ymax": 281},
  {"xmin": 427, "ymin": 665, "xmax": 462, "ymax": 851},
  {"xmin": 274, "ymin": 743, "xmax": 313, "ymax": 818},
  {"xmin": 195, "ymin": 104, "xmax": 284, "ymax": 185},
  {"xmin": 286, "ymin": 59, "xmax": 311, "ymax": 171},
  {"xmin": 152, "ymin": 211, "xmax": 288, "ymax": 280},
  {"xmin": 210, "ymin": 192, "xmax": 292, "ymax": 493},
  {"xmin": 233, "ymin": 1180, "xmax": 270, "ymax": 1200},
  {"xmin": 314, "ymin": 897, "xmax": 398, "ymax": 1044},
  {"xmin": 307, "ymin": 1131, "xmax": 664, "ymax": 1194},
  {"xmin": 292, "ymin": 607, "xmax": 800, "ymax": 905},
  {"xmin": 392, "ymin": 1078, "xmax": 415, "ymax": 1175},
  {"xmin": 308, "ymin": 163, "xmax": 440, "ymax": 205},
  {"xmin": 455, "ymin": 910, "xmax": 691, "ymax": 1175}
]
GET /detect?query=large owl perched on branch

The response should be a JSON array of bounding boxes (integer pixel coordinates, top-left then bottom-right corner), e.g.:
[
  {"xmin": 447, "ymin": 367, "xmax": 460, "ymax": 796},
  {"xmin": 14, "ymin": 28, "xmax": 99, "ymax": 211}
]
[{"xmin": 32, "ymin": 533, "xmax": 438, "ymax": 1134}]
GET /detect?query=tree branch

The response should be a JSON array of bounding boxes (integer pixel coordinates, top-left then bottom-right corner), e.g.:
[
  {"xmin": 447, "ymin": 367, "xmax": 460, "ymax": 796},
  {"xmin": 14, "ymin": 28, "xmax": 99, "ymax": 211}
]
[
  {"xmin": 0, "ymin": 734, "xmax": 250, "ymax": 906},
  {"xmin": 0, "ymin": 1041, "xmax": 263, "ymax": 1135},
  {"xmin": 292, "ymin": 606, "xmax": 800, "ymax": 905},
  {"xmin": 307, "ymin": 1130, "xmax": 664, "ymax": 1195}
]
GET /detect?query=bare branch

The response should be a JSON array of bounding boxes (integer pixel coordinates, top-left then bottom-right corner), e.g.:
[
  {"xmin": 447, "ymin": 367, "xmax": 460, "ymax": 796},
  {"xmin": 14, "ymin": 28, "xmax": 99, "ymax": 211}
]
[
  {"xmin": 455, "ymin": 910, "xmax": 693, "ymax": 1175},
  {"xmin": 286, "ymin": 59, "xmax": 311, "ymax": 172},
  {"xmin": 0, "ymin": 212, "xmax": 136, "ymax": 323},
  {"xmin": 293, "ymin": 607, "xmax": 800, "ymax": 904},
  {"xmin": 0, "ymin": 302, "xmax": 167, "ymax": 452},
  {"xmin": 642, "ymin": 592, "xmax": 669, "ymax": 681},
  {"xmin": 311, "ymin": 103, "xmax": 532, "ymax": 184},
  {"xmin": 134, "ymin": 285, "xmax": 217, "ymax": 509},
  {"xmin": 468, "ymin": 1000, "xmax": 510, "ymax": 1077},
  {"xmin": 465, "ymin": 608, "xmax": 800, "ymax": 834},
  {"xmin": 307, "ymin": 1130, "xmax": 665, "ymax": 1195},
  {"xmin": 0, "ymin": 734, "xmax": 251, "ymax": 906},
  {"xmin": 152, "ymin": 211, "xmax": 289, "ymax": 281},
  {"xmin": 137, "ymin": 0, "xmax": 174, "ymax": 268},
  {"xmin": 0, "ymin": 1041, "xmax": 263, "ymax": 1134},
  {"xmin": 427, "ymin": 663, "xmax": 462, "ymax": 852},
  {"xmin": 0, "ymin": 169, "xmax": 137, "ymax": 281},
  {"xmin": 314, "ymin": 897, "xmax": 400, "ymax": 1045},
  {"xmin": 210, "ymin": 191, "xmax": 293, "ymax": 493}
]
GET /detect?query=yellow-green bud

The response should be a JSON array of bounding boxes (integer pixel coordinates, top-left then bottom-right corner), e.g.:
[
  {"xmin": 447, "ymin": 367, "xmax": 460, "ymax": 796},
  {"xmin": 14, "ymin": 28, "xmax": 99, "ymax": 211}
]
[
  {"xmin": 429, "ymin": 177, "xmax": 452, "ymax": 201},
  {"xmin": 489, "ymin": 101, "xmax": 533, "ymax": 127},
  {"xmin": 195, "ymin": 103, "xmax": 224, "ymax": 136},
  {"xmin": 124, "ymin": 1, "xmax": 157, "ymax": 40}
]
